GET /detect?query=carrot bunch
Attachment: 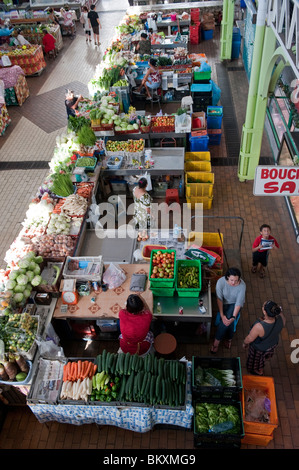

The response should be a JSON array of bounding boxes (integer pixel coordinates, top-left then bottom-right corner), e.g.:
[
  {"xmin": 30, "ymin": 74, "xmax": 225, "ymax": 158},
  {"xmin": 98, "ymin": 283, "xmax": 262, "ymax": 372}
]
[{"xmin": 63, "ymin": 360, "xmax": 97, "ymax": 383}]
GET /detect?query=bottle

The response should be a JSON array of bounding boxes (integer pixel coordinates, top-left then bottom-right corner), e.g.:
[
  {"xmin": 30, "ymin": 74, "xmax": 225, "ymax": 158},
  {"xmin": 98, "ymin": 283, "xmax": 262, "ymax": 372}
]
[
  {"xmin": 156, "ymin": 302, "xmax": 162, "ymax": 314},
  {"xmin": 209, "ymin": 421, "xmax": 234, "ymax": 433}
]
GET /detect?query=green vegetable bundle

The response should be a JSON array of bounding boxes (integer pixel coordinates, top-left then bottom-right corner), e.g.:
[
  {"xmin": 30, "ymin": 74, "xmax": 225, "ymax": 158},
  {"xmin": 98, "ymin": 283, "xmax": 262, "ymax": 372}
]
[
  {"xmin": 68, "ymin": 115, "xmax": 90, "ymax": 133},
  {"xmin": 50, "ymin": 172, "xmax": 74, "ymax": 198},
  {"xmin": 76, "ymin": 157, "xmax": 95, "ymax": 167},
  {"xmin": 77, "ymin": 124, "xmax": 96, "ymax": 147},
  {"xmin": 195, "ymin": 403, "xmax": 241, "ymax": 434},
  {"xmin": 194, "ymin": 365, "xmax": 236, "ymax": 387}
]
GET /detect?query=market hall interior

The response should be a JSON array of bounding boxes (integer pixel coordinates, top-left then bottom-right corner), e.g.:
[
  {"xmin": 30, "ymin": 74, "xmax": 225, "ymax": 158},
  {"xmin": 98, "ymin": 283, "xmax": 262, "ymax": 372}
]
[{"xmin": 0, "ymin": 0, "xmax": 299, "ymax": 451}]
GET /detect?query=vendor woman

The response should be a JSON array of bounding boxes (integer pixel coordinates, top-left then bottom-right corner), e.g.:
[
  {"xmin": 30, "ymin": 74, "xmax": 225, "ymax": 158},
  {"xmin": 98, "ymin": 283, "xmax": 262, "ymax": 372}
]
[
  {"xmin": 132, "ymin": 177, "xmax": 153, "ymax": 229},
  {"xmin": 65, "ymin": 90, "xmax": 83, "ymax": 118},
  {"xmin": 119, "ymin": 294, "xmax": 154, "ymax": 356}
]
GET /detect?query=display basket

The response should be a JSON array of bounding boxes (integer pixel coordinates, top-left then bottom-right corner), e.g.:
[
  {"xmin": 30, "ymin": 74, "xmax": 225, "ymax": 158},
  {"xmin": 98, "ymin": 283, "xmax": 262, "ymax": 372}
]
[
  {"xmin": 194, "ymin": 70, "xmax": 212, "ymax": 81},
  {"xmin": 176, "ymin": 259, "xmax": 201, "ymax": 297},
  {"xmin": 75, "ymin": 156, "xmax": 97, "ymax": 172},
  {"xmin": 149, "ymin": 249, "xmax": 176, "ymax": 288},
  {"xmin": 0, "ymin": 360, "xmax": 33, "ymax": 386},
  {"xmin": 106, "ymin": 150, "xmax": 126, "ymax": 158},
  {"xmin": 140, "ymin": 125, "xmax": 150, "ymax": 133},
  {"xmin": 150, "ymin": 286, "xmax": 176, "ymax": 297},
  {"xmin": 115, "ymin": 127, "xmax": 141, "ymax": 135},
  {"xmin": 185, "ymin": 171, "xmax": 215, "ymax": 184},
  {"xmin": 106, "ymin": 155, "xmax": 123, "ymax": 169},
  {"xmin": 151, "ymin": 116, "xmax": 175, "ymax": 133},
  {"xmin": 192, "ymin": 356, "xmax": 243, "ymax": 399},
  {"xmin": 62, "ymin": 256, "xmax": 103, "ymax": 282},
  {"xmin": 35, "ymin": 261, "xmax": 65, "ymax": 294},
  {"xmin": 142, "ymin": 244, "xmax": 167, "ymax": 261}
]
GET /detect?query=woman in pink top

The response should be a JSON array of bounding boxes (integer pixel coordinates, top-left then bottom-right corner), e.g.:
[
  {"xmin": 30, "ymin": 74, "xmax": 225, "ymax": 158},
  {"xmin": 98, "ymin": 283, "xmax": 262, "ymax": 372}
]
[{"xmin": 119, "ymin": 294, "xmax": 153, "ymax": 355}]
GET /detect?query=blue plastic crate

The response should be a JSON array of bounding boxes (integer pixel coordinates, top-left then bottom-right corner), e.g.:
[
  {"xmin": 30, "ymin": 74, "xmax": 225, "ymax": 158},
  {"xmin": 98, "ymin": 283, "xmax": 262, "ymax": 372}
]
[
  {"xmin": 202, "ymin": 29, "xmax": 214, "ymax": 40},
  {"xmin": 208, "ymin": 132, "xmax": 222, "ymax": 145},
  {"xmin": 231, "ymin": 39, "xmax": 241, "ymax": 59},
  {"xmin": 191, "ymin": 83, "xmax": 212, "ymax": 95},
  {"xmin": 233, "ymin": 27, "xmax": 241, "ymax": 40},
  {"xmin": 189, "ymin": 134, "xmax": 209, "ymax": 151}
]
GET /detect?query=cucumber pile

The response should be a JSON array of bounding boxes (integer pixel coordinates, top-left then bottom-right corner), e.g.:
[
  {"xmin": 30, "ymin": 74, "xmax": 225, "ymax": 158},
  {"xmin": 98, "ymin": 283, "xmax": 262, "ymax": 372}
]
[{"xmin": 94, "ymin": 349, "xmax": 186, "ymax": 407}]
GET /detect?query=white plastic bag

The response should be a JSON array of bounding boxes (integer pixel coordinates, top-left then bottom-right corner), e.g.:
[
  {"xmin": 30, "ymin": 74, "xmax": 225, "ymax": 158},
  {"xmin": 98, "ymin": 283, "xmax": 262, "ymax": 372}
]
[
  {"xmin": 141, "ymin": 171, "xmax": 152, "ymax": 191},
  {"xmin": 103, "ymin": 263, "xmax": 126, "ymax": 289}
]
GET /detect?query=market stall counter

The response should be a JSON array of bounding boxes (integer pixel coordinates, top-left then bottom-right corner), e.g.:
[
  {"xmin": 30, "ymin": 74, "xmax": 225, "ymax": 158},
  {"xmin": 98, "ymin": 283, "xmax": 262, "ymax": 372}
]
[
  {"xmin": 0, "ymin": 45, "xmax": 46, "ymax": 76},
  {"xmin": 0, "ymin": 65, "xmax": 29, "ymax": 106}
]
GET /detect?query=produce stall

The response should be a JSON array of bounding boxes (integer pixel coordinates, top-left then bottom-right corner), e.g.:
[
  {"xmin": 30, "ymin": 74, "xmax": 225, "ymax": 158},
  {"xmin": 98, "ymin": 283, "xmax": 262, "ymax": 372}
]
[
  {"xmin": 0, "ymin": 65, "xmax": 29, "ymax": 106},
  {"xmin": 0, "ymin": 86, "xmax": 11, "ymax": 134},
  {"xmin": 0, "ymin": 45, "xmax": 46, "ymax": 76}
]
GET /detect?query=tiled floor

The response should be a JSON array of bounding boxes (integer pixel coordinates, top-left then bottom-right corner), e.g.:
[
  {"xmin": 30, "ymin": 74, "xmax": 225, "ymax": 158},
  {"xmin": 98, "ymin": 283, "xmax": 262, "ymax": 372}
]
[{"xmin": 1, "ymin": 0, "xmax": 299, "ymax": 450}]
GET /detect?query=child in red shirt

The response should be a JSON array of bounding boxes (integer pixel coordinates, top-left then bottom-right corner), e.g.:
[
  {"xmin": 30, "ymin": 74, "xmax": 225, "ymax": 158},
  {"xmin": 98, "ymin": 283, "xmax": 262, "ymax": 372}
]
[{"xmin": 251, "ymin": 224, "xmax": 279, "ymax": 278}]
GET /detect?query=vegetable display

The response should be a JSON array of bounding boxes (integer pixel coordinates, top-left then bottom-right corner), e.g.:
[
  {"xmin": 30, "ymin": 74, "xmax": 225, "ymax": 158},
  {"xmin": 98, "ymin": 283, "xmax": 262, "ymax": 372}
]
[
  {"xmin": 33, "ymin": 234, "xmax": 76, "ymax": 259},
  {"xmin": 93, "ymin": 350, "xmax": 186, "ymax": 406},
  {"xmin": 0, "ymin": 352, "xmax": 30, "ymax": 382},
  {"xmin": 60, "ymin": 360, "xmax": 97, "ymax": 401},
  {"xmin": 194, "ymin": 402, "xmax": 241, "ymax": 434},
  {"xmin": 0, "ymin": 313, "xmax": 38, "ymax": 354},
  {"xmin": 194, "ymin": 365, "xmax": 237, "ymax": 387},
  {"xmin": 177, "ymin": 265, "xmax": 200, "ymax": 288},
  {"xmin": 46, "ymin": 213, "xmax": 72, "ymax": 235},
  {"xmin": 50, "ymin": 172, "xmax": 75, "ymax": 198},
  {"xmin": 60, "ymin": 194, "xmax": 88, "ymax": 217}
]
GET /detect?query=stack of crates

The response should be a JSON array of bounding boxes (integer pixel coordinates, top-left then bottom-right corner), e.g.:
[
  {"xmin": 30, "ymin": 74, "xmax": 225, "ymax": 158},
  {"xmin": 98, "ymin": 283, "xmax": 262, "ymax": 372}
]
[
  {"xmin": 191, "ymin": 83, "xmax": 213, "ymax": 113},
  {"xmin": 187, "ymin": 231, "xmax": 224, "ymax": 291},
  {"xmin": 190, "ymin": 9, "xmax": 201, "ymax": 44},
  {"xmin": 207, "ymin": 106, "xmax": 223, "ymax": 146},
  {"xmin": 241, "ymin": 376, "xmax": 279, "ymax": 446},
  {"xmin": 185, "ymin": 152, "xmax": 214, "ymax": 209},
  {"xmin": 192, "ymin": 356, "xmax": 244, "ymax": 448},
  {"xmin": 231, "ymin": 27, "xmax": 241, "ymax": 59}
]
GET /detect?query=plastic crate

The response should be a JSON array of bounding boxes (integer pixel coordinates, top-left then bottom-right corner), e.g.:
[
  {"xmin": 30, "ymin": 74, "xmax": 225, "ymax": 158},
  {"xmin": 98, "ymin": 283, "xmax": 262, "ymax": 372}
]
[
  {"xmin": 186, "ymin": 182, "xmax": 213, "ymax": 198},
  {"xmin": 201, "ymin": 245, "xmax": 223, "ymax": 269},
  {"xmin": 194, "ymin": 399, "xmax": 245, "ymax": 448},
  {"xmin": 191, "ymin": 83, "xmax": 212, "ymax": 95},
  {"xmin": 242, "ymin": 375, "xmax": 278, "ymax": 436},
  {"xmin": 207, "ymin": 106, "xmax": 223, "ymax": 129},
  {"xmin": 201, "ymin": 29, "xmax": 214, "ymax": 40},
  {"xmin": 176, "ymin": 259, "xmax": 201, "ymax": 297},
  {"xmin": 208, "ymin": 131, "xmax": 222, "ymax": 145},
  {"xmin": 185, "ymin": 151, "xmax": 211, "ymax": 162},
  {"xmin": 185, "ymin": 161, "xmax": 212, "ymax": 172},
  {"xmin": 150, "ymin": 286, "xmax": 176, "ymax": 297},
  {"xmin": 75, "ymin": 156, "xmax": 97, "ymax": 172},
  {"xmin": 188, "ymin": 231, "xmax": 224, "ymax": 248},
  {"xmin": 142, "ymin": 244, "xmax": 167, "ymax": 261},
  {"xmin": 185, "ymin": 171, "xmax": 215, "ymax": 184},
  {"xmin": 151, "ymin": 116, "xmax": 175, "ymax": 133},
  {"xmin": 149, "ymin": 249, "xmax": 176, "ymax": 288},
  {"xmin": 194, "ymin": 70, "xmax": 212, "ymax": 81},
  {"xmin": 186, "ymin": 196, "xmax": 213, "ymax": 210},
  {"xmin": 192, "ymin": 356, "xmax": 243, "ymax": 399},
  {"xmin": 242, "ymin": 432, "xmax": 273, "ymax": 446},
  {"xmin": 106, "ymin": 155, "xmax": 123, "ymax": 169},
  {"xmin": 63, "ymin": 256, "xmax": 103, "ymax": 281},
  {"xmin": 96, "ymin": 319, "xmax": 118, "ymax": 332},
  {"xmin": 232, "ymin": 39, "xmax": 241, "ymax": 59}
]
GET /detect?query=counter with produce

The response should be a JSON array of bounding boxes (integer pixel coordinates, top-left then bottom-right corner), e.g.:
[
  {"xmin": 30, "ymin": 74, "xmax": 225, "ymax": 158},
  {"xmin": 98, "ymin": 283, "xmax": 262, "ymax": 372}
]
[{"xmin": 0, "ymin": 45, "xmax": 46, "ymax": 76}]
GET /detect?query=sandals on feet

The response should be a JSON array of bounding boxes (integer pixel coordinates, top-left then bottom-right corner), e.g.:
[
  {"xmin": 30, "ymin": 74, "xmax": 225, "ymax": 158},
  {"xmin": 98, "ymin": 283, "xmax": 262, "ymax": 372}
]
[
  {"xmin": 224, "ymin": 339, "xmax": 232, "ymax": 349},
  {"xmin": 259, "ymin": 269, "xmax": 266, "ymax": 278},
  {"xmin": 251, "ymin": 266, "xmax": 257, "ymax": 273},
  {"xmin": 210, "ymin": 344, "xmax": 218, "ymax": 354}
]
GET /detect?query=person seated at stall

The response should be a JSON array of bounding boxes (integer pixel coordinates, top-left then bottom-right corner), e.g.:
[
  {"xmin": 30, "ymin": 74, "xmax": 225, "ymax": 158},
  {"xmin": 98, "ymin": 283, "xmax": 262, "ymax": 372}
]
[
  {"xmin": 47, "ymin": 8, "xmax": 60, "ymax": 26},
  {"xmin": 133, "ymin": 58, "xmax": 161, "ymax": 100},
  {"xmin": 13, "ymin": 29, "xmax": 31, "ymax": 47},
  {"xmin": 119, "ymin": 294, "xmax": 154, "ymax": 356},
  {"xmin": 42, "ymin": 29, "xmax": 56, "ymax": 58},
  {"xmin": 135, "ymin": 32, "xmax": 151, "ymax": 56},
  {"xmin": 60, "ymin": 5, "xmax": 75, "ymax": 38},
  {"xmin": 65, "ymin": 90, "xmax": 83, "ymax": 119}
]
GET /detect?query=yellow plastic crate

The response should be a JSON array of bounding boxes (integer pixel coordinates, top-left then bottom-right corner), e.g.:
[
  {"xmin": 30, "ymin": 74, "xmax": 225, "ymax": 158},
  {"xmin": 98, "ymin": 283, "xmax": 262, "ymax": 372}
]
[
  {"xmin": 186, "ymin": 196, "xmax": 213, "ymax": 210},
  {"xmin": 188, "ymin": 232, "xmax": 224, "ymax": 247},
  {"xmin": 185, "ymin": 151, "xmax": 211, "ymax": 162},
  {"xmin": 184, "ymin": 161, "xmax": 212, "ymax": 172},
  {"xmin": 185, "ymin": 171, "xmax": 215, "ymax": 185},
  {"xmin": 186, "ymin": 182, "xmax": 214, "ymax": 198}
]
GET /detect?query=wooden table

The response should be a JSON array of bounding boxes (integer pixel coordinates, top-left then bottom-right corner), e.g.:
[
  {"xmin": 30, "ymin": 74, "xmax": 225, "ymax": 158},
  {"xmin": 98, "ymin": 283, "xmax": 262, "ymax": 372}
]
[{"xmin": 53, "ymin": 264, "xmax": 153, "ymax": 320}]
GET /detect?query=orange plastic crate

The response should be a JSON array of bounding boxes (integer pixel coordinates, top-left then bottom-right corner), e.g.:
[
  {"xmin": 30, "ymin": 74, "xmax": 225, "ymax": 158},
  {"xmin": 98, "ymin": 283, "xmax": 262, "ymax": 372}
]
[
  {"xmin": 242, "ymin": 375, "xmax": 278, "ymax": 436},
  {"xmin": 242, "ymin": 432, "xmax": 273, "ymax": 446}
]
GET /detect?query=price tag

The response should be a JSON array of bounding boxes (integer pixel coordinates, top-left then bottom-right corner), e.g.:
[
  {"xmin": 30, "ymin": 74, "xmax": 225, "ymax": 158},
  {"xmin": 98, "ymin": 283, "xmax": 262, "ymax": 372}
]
[{"xmin": 60, "ymin": 304, "xmax": 68, "ymax": 314}]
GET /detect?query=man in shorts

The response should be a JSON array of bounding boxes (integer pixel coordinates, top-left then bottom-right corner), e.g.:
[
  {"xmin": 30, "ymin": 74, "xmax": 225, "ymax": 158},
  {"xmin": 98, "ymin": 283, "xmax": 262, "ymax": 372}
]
[{"xmin": 88, "ymin": 4, "xmax": 101, "ymax": 46}]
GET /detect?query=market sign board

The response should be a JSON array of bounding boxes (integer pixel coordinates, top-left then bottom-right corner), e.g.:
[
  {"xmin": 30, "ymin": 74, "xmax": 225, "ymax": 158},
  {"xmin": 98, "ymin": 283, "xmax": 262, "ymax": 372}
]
[{"xmin": 253, "ymin": 166, "xmax": 299, "ymax": 196}]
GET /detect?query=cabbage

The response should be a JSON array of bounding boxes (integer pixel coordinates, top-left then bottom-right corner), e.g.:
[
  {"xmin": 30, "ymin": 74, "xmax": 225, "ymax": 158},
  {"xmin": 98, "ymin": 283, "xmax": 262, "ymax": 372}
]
[
  {"xmin": 28, "ymin": 261, "xmax": 38, "ymax": 271},
  {"xmin": 31, "ymin": 275, "xmax": 42, "ymax": 287},
  {"xmin": 16, "ymin": 274, "xmax": 29, "ymax": 286},
  {"xmin": 14, "ymin": 293, "xmax": 24, "ymax": 303},
  {"xmin": 23, "ymin": 289, "xmax": 32, "ymax": 299},
  {"xmin": 23, "ymin": 251, "xmax": 36, "ymax": 261},
  {"xmin": 26, "ymin": 271, "xmax": 35, "ymax": 282},
  {"xmin": 9, "ymin": 270, "xmax": 19, "ymax": 280},
  {"xmin": 34, "ymin": 256, "xmax": 43, "ymax": 264},
  {"xmin": 14, "ymin": 284, "xmax": 26, "ymax": 293},
  {"xmin": 34, "ymin": 265, "xmax": 41, "ymax": 275},
  {"xmin": 18, "ymin": 259, "xmax": 30, "ymax": 269},
  {"xmin": 6, "ymin": 280, "xmax": 16, "ymax": 290}
]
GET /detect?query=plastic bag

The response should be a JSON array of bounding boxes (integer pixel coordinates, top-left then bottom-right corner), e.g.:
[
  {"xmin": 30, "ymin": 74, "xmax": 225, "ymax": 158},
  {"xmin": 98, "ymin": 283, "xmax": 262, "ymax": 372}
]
[
  {"xmin": 211, "ymin": 80, "xmax": 221, "ymax": 106},
  {"xmin": 102, "ymin": 263, "xmax": 126, "ymax": 289},
  {"xmin": 141, "ymin": 172, "xmax": 152, "ymax": 191},
  {"xmin": 35, "ymin": 338, "xmax": 65, "ymax": 359}
]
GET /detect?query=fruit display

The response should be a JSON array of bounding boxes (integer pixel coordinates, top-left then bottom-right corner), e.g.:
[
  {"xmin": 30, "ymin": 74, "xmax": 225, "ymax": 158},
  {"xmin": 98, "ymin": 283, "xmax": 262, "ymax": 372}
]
[
  {"xmin": 32, "ymin": 234, "xmax": 76, "ymax": 259},
  {"xmin": 105, "ymin": 139, "xmax": 145, "ymax": 154},
  {"xmin": 0, "ymin": 313, "xmax": 39, "ymax": 354},
  {"xmin": 93, "ymin": 350, "xmax": 186, "ymax": 407},
  {"xmin": 150, "ymin": 250, "xmax": 175, "ymax": 279},
  {"xmin": 151, "ymin": 115, "xmax": 175, "ymax": 132}
]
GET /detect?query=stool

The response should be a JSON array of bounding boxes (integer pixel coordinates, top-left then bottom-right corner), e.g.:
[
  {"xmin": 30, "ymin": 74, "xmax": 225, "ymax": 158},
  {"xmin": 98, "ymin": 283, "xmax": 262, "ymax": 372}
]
[
  {"xmin": 154, "ymin": 333, "xmax": 177, "ymax": 358},
  {"xmin": 47, "ymin": 49, "xmax": 57, "ymax": 59},
  {"xmin": 149, "ymin": 87, "xmax": 161, "ymax": 111},
  {"xmin": 160, "ymin": 137, "xmax": 176, "ymax": 147},
  {"xmin": 165, "ymin": 188, "xmax": 179, "ymax": 205}
]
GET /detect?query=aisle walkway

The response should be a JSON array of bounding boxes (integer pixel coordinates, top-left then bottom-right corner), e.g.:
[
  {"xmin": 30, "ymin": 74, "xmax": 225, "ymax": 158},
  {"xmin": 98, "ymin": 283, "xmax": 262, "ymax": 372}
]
[{"xmin": 1, "ymin": 0, "xmax": 299, "ymax": 450}]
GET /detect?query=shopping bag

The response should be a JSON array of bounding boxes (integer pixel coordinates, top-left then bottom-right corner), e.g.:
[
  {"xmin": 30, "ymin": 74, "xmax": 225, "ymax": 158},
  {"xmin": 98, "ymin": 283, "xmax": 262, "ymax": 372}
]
[{"xmin": 141, "ymin": 171, "xmax": 152, "ymax": 191}]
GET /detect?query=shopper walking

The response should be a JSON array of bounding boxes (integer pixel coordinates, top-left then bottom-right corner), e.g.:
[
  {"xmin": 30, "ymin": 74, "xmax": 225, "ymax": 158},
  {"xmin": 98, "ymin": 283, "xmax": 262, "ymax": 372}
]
[
  {"xmin": 80, "ymin": 6, "xmax": 92, "ymax": 43},
  {"xmin": 243, "ymin": 300, "xmax": 286, "ymax": 375},
  {"xmin": 210, "ymin": 267, "xmax": 246, "ymax": 353},
  {"xmin": 88, "ymin": 4, "xmax": 102, "ymax": 46}
]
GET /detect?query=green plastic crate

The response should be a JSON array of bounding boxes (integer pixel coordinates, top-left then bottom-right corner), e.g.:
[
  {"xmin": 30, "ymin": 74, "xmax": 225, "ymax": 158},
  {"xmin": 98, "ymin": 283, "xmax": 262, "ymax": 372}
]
[
  {"xmin": 176, "ymin": 259, "xmax": 201, "ymax": 297},
  {"xmin": 194, "ymin": 71, "xmax": 212, "ymax": 81},
  {"xmin": 150, "ymin": 286, "xmax": 176, "ymax": 297},
  {"xmin": 149, "ymin": 249, "xmax": 176, "ymax": 288}
]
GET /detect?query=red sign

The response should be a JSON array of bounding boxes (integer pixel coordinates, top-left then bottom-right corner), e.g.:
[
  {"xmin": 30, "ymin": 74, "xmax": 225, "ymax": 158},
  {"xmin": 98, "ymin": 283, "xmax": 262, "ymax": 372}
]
[{"xmin": 253, "ymin": 166, "xmax": 299, "ymax": 196}]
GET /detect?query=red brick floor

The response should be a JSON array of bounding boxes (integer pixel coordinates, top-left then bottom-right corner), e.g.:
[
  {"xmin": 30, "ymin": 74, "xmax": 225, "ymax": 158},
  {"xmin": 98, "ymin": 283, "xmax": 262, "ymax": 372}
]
[{"xmin": 0, "ymin": 0, "xmax": 299, "ymax": 452}]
